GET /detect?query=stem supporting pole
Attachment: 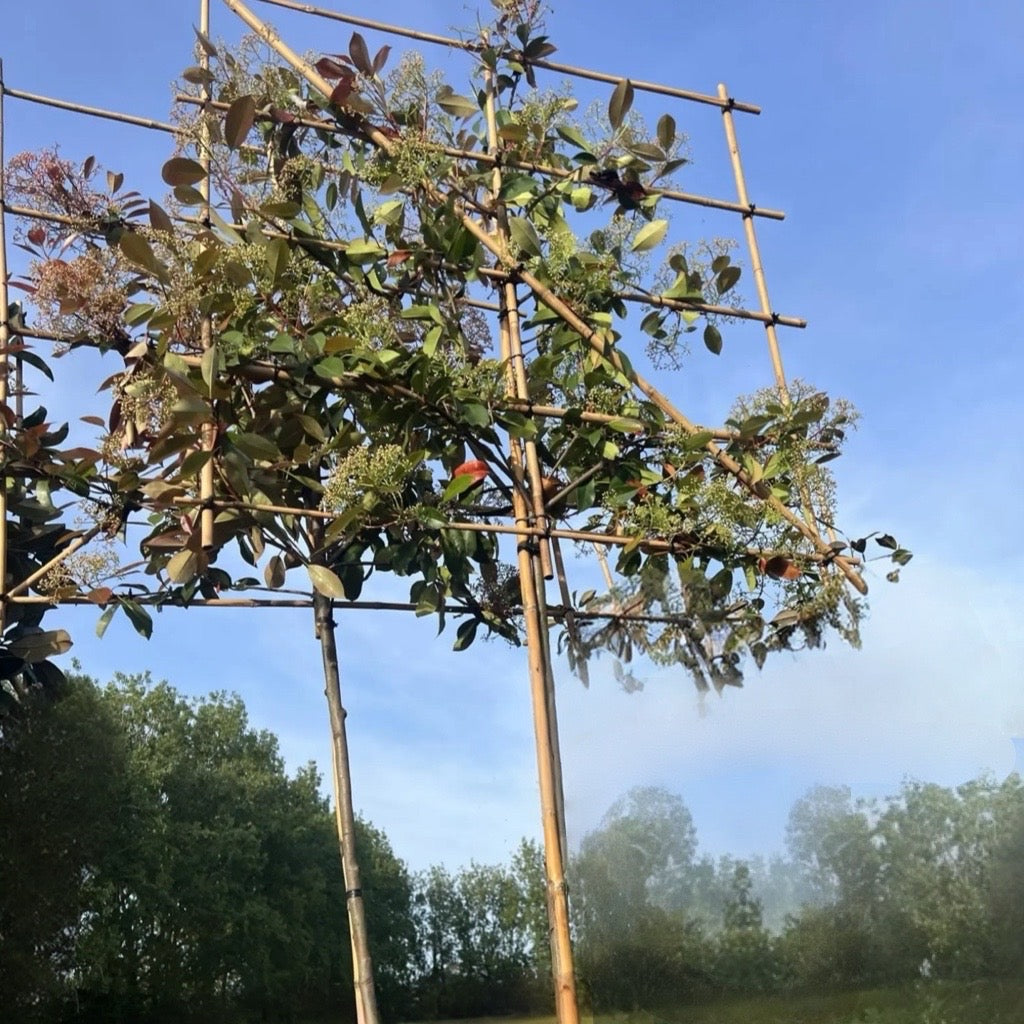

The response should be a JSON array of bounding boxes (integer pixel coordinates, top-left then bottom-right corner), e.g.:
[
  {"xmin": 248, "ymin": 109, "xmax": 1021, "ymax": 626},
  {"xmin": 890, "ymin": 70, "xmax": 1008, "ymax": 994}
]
[
  {"xmin": 482, "ymin": 53, "xmax": 578, "ymax": 1024},
  {"xmin": 717, "ymin": 82, "xmax": 790, "ymax": 401},
  {"xmin": 313, "ymin": 587, "xmax": 379, "ymax": 1024},
  {"xmin": 198, "ymin": 0, "xmax": 216, "ymax": 551}
]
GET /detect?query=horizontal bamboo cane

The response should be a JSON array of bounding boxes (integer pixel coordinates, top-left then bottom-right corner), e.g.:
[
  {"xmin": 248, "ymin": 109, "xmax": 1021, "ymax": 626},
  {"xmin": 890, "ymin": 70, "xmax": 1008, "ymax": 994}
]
[{"xmin": 252, "ymin": 0, "xmax": 761, "ymax": 113}]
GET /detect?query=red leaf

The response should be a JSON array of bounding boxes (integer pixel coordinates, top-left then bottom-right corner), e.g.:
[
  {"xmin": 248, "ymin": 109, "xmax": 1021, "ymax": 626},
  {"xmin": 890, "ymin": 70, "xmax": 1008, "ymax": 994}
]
[
  {"xmin": 315, "ymin": 56, "xmax": 351, "ymax": 80},
  {"xmin": 452, "ymin": 459, "xmax": 489, "ymax": 484},
  {"xmin": 330, "ymin": 78, "xmax": 354, "ymax": 108}
]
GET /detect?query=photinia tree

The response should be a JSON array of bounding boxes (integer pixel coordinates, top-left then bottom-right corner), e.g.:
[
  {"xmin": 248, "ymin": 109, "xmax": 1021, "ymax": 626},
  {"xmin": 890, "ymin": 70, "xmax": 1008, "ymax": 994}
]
[{"xmin": 1, "ymin": 1, "xmax": 910, "ymax": 1021}]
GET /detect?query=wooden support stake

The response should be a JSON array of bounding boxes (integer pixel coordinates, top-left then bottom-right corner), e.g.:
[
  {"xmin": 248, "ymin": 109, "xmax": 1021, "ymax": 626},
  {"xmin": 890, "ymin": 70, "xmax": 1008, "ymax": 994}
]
[
  {"xmin": 482, "ymin": 56, "xmax": 578, "ymax": 1024},
  {"xmin": 717, "ymin": 82, "xmax": 789, "ymax": 400},
  {"xmin": 198, "ymin": 0, "xmax": 217, "ymax": 552}
]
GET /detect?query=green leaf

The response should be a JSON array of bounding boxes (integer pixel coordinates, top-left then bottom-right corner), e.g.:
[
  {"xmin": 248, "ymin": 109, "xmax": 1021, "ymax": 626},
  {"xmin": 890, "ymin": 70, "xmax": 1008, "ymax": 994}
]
[
  {"xmin": 657, "ymin": 113, "xmax": 676, "ymax": 151},
  {"xmin": 556, "ymin": 124, "xmax": 589, "ymax": 150},
  {"xmin": 8, "ymin": 629, "xmax": 73, "ymax": 662},
  {"xmin": 508, "ymin": 216, "xmax": 543, "ymax": 258},
  {"xmin": 200, "ymin": 344, "xmax": 219, "ymax": 393},
  {"xmin": 95, "ymin": 603, "xmax": 117, "ymax": 639},
  {"xmin": 876, "ymin": 534, "xmax": 898, "ymax": 550},
  {"xmin": 231, "ymin": 432, "xmax": 280, "ymax": 462},
  {"xmin": 308, "ymin": 564, "xmax": 345, "ymax": 598},
  {"xmin": 264, "ymin": 555, "xmax": 287, "ymax": 589},
  {"xmin": 570, "ymin": 186, "xmax": 593, "ymax": 211},
  {"xmin": 119, "ymin": 232, "xmax": 167, "ymax": 280},
  {"xmin": 120, "ymin": 599, "xmax": 153, "ymax": 639},
  {"xmin": 167, "ymin": 549, "xmax": 198, "ymax": 584},
  {"xmin": 630, "ymin": 218, "xmax": 668, "ymax": 253},
  {"xmin": 891, "ymin": 548, "xmax": 913, "ymax": 566},
  {"xmin": 703, "ymin": 324, "xmax": 723, "ymax": 355},
  {"xmin": 436, "ymin": 86, "xmax": 478, "ymax": 119},
  {"xmin": 716, "ymin": 265, "xmax": 742, "ymax": 294},
  {"xmin": 608, "ymin": 78, "xmax": 634, "ymax": 130},
  {"xmin": 453, "ymin": 617, "xmax": 478, "ymax": 651},
  {"xmin": 267, "ymin": 237, "xmax": 290, "ymax": 283},
  {"xmin": 225, "ymin": 94, "xmax": 257, "ymax": 150},
  {"xmin": 345, "ymin": 238, "xmax": 387, "ymax": 263},
  {"xmin": 161, "ymin": 157, "xmax": 206, "ymax": 187}
]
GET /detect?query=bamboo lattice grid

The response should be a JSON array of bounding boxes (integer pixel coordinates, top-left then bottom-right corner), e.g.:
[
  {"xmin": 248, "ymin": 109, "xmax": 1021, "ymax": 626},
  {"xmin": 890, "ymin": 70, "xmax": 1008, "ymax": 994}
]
[{"xmin": 0, "ymin": 3, "xmax": 866, "ymax": 1024}]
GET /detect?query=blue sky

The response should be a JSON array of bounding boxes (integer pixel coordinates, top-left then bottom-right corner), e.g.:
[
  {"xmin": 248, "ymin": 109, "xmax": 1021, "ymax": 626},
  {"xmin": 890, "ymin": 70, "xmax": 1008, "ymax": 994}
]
[{"xmin": 3, "ymin": 0, "xmax": 1023, "ymax": 873}]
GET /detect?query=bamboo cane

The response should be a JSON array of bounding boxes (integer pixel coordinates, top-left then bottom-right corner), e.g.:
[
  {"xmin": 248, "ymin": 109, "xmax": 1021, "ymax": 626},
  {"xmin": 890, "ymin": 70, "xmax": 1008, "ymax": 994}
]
[
  {"xmin": 198, "ymin": 0, "xmax": 217, "ymax": 551},
  {"xmin": 4, "ymin": 201, "xmax": 803, "ymax": 328},
  {"xmin": 252, "ymin": 0, "xmax": 760, "ymax": 112},
  {"xmin": 174, "ymin": 93, "xmax": 785, "ymax": 221},
  {"xmin": 313, "ymin": 586, "xmax": 379, "ymax": 1024},
  {"xmin": 0, "ymin": 85, "xmax": 177, "ymax": 133},
  {"xmin": 482, "ymin": 57, "xmax": 578, "ymax": 1021},
  {"xmin": 717, "ymin": 83, "xmax": 835, "ymax": 543},
  {"xmin": 717, "ymin": 84, "xmax": 789, "ymax": 399}
]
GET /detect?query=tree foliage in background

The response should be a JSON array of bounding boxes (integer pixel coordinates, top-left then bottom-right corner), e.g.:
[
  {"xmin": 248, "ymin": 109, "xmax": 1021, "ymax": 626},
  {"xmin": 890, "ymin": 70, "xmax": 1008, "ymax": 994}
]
[
  {"xmin": 2, "ymin": 673, "xmax": 1022, "ymax": 1021},
  {"xmin": 0, "ymin": 672, "xmax": 413, "ymax": 1024}
]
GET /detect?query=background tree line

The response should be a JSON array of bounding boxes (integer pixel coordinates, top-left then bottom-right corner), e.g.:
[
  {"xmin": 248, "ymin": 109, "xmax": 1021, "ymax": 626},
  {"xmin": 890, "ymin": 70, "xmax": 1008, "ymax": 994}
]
[{"xmin": 2, "ymin": 673, "xmax": 1022, "ymax": 1022}]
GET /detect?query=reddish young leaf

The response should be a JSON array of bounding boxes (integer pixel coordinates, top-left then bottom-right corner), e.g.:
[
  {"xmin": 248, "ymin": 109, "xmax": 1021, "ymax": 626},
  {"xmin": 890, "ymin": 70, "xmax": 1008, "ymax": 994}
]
[{"xmin": 349, "ymin": 32, "xmax": 372, "ymax": 75}]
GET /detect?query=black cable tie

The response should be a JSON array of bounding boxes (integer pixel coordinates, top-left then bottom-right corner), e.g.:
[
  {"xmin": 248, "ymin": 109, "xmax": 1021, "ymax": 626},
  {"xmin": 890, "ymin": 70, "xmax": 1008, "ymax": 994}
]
[
  {"xmin": 345, "ymin": 887, "xmax": 363, "ymax": 901},
  {"xmin": 517, "ymin": 540, "xmax": 540, "ymax": 555}
]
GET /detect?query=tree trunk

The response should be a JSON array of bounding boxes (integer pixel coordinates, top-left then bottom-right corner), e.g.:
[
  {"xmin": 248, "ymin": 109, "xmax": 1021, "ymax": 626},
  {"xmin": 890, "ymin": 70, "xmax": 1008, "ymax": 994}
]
[{"xmin": 313, "ymin": 590, "xmax": 380, "ymax": 1024}]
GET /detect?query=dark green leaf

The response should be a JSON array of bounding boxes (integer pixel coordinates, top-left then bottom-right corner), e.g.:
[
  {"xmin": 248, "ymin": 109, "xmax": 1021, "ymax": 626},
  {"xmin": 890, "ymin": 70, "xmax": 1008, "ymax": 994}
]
[
  {"xmin": 703, "ymin": 324, "xmax": 723, "ymax": 355},
  {"xmin": 716, "ymin": 265, "xmax": 742, "ymax": 294},
  {"xmin": 453, "ymin": 617, "xmax": 478, "ymax": 651},
  {"xmin": 656, "ymin": 113, "xmax": 676, "ymax": 151},
  {"xmin": 120, "ymin": 599, "xmax": 153, "ymax": 639}
]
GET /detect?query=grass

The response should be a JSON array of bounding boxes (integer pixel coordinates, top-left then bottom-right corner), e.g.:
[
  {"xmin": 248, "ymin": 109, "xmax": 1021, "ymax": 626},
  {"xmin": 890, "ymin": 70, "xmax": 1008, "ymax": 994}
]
[{"xmin": 417, "ymin": 980, "xmax": 1024, "ymax": 1024}]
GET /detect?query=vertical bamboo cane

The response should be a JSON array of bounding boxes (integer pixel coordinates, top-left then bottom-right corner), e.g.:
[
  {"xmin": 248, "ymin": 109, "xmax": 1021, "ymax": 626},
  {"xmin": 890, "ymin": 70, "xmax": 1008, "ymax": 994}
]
[
  {"xmin": 718, "ymin": 83, "xmax": 834, "ymax": 540},
  {"xmin": 482, "ymin": 60, "xmax": 579, "ymax": 1024},
  {"xmin": 717, "ymin": 83, "xmax": 789, "ymax": 403},
  {"xmin": 0, "ymin": 62, "xmax": 11, "ymax": 629},
  {"xmin": 314, "ymin": 587, "xmax": 380, "ymax": 1024},
  {"xmin": 198, "ymin": 0, "xmax": 216, "ymax": 550}
]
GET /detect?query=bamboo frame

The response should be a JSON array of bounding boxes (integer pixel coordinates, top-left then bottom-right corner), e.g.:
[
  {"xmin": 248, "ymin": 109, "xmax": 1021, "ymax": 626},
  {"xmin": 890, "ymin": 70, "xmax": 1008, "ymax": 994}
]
[{"xmin": 0, "ymin": 9, "xmax": 873, "ymax": 1024}]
